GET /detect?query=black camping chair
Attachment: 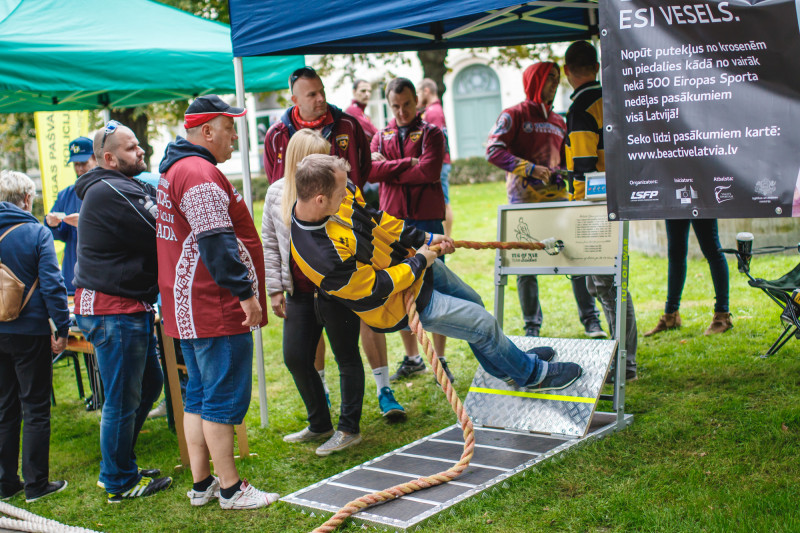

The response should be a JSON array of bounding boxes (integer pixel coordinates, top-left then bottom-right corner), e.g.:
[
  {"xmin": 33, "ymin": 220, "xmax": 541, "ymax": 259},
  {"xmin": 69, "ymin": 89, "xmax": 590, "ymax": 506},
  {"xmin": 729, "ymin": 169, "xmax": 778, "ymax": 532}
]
[{"xmin": 721, "ymin": 243, "xmax": 800, "ymax": 357}]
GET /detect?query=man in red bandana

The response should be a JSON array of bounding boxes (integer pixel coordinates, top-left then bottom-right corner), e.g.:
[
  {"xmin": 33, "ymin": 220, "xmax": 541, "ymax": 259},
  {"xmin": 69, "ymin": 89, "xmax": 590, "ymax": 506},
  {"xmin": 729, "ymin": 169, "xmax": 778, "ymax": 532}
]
[
  {"xmin": 263, "ymin": 67, "xmax": 401, "ymax": 421},
  {"xmin": 486, "ymin": 62, "xmax": 605, "ymax": 340},
  {"xmin": 263, "ymin": 67, "xmax": 371, "ymax": 187}
]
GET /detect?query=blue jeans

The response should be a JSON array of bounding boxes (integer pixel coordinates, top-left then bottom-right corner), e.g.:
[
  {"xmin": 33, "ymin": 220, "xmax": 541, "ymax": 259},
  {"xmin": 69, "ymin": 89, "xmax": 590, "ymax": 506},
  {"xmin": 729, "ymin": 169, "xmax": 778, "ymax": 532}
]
[
  {"xmin": 419, "ymin": 261, "xmax": 544, "ymax": 386},
  {"xmin": 180, "ymin": 333, "xmax": 253, "ymax": 425},
  {"xmin": 76, "ymin": 312, "xmax": 163, "ymax": 494},
  {"xmin": 665, "ymin": 219, "xmax": 729, "ymax": 313}
]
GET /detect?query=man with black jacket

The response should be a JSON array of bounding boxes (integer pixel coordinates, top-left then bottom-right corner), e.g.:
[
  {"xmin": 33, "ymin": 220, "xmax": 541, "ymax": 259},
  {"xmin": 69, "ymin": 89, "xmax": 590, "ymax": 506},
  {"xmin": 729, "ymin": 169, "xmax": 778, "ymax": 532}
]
[{"xmin": 73, "ymin": 121, "xmax": 172, "ymax": 503}]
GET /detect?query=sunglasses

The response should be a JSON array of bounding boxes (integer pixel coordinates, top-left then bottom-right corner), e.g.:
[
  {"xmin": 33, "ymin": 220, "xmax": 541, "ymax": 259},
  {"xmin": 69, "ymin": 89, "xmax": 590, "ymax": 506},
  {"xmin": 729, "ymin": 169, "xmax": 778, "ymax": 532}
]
[
  {"xmin": 289, "ymin": 66, "xmax": 317, "ymax": 91},
  {"xmin": 100, "ymin": 120, "xmax": 121, "ymax": 149}
]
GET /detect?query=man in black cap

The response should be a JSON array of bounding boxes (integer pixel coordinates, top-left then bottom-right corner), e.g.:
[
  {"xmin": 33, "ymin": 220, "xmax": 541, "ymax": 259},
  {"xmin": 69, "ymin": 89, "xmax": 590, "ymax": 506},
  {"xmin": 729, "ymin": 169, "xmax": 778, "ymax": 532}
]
[{"xmin": 158, "ymin": 95, "xmax": 278, "ymax": 510}]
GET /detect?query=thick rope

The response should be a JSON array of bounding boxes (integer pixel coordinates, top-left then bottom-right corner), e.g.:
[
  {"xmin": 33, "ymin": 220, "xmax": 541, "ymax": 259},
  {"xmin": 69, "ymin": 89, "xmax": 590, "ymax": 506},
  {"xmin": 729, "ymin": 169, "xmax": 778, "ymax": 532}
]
[
  {"xmin": 312, "ymin": 239, "xmax": 550, "ymax": 532},
  {"xmin": 0, "ymin": 502, "xmax": 101, "ymax": 533}
]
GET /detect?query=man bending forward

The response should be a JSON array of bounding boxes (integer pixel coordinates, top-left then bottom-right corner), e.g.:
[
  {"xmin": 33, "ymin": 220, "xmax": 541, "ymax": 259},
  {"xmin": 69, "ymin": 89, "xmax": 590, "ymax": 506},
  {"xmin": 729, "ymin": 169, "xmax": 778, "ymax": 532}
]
[{"xmin": 290, "ymin": 154, "xmax": 582, "ymax": 391}]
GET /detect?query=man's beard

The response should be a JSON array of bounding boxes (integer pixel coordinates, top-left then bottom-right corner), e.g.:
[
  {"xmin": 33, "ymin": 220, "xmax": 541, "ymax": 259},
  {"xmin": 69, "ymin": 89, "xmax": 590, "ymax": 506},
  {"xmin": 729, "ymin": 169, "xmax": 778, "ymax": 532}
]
[{"xmin": 118, "ymin": 158, "xmax": 147, "ymax": 177}]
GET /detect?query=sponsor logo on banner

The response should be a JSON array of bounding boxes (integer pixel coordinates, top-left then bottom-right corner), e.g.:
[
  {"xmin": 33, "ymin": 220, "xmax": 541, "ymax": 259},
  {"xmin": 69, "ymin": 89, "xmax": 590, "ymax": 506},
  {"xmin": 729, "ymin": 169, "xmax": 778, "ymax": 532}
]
[
  {"xmin": 631, "ymin": 190, "xmax": 659, "ymax": 201},
  {"xmin": 753, "ymin": 177, "xmax": 778, "ymax": 203},
  {"xmin": 336, "ymin": 134, "xmax": 349, "ymax": 151},
  {"xmin": 676, "ymin": 185, "xmax": 698, "ymax": 204},
  {"xmin": 714, "ymin": 185, "xmax": 734, "ymax": 203},
  {"xmin": 754, "ymin": 178, "xmax": 776, "ymax": 196}
]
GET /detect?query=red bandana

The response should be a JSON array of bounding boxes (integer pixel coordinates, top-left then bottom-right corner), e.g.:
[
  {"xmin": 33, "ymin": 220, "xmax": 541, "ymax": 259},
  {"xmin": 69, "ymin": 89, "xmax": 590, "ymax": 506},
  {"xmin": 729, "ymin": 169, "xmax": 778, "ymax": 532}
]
[{"xmin": 291, "ymin": 106, "xmax": 331, "ymax": 129}]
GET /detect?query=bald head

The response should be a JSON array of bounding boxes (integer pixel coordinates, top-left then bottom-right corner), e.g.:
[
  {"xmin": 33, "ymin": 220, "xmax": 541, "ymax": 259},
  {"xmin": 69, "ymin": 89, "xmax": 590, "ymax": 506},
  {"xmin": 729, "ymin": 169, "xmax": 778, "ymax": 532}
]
[{"xmin": 93, "ymin": 123, "xmax": 146, "ymax": 177}]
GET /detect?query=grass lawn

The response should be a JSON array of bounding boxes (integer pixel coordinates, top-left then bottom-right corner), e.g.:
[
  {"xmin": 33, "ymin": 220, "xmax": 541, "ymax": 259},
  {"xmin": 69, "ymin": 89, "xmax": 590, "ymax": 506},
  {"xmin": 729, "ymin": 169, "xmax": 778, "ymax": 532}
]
[{"xmin": 14, "ymin": 181, "xmax": 800, "ymax": 532}]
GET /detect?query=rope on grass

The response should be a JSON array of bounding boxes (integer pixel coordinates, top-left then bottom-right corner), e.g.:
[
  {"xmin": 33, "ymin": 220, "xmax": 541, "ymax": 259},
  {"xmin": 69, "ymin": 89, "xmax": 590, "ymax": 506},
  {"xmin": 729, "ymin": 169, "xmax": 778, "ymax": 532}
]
[
  {"xmin": 0, "ymin": 502, "xmax": 101, "ymax": 533},
  {"xmin": 312, "ymin": 239, "xmax": 553, "ymax": 532}
]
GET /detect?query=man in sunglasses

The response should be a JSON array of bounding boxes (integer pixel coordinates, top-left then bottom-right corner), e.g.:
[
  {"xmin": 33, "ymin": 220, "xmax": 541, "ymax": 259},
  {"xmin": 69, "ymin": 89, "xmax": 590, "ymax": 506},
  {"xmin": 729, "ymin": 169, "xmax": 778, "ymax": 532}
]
[
  {"xmin": 73, "ymin": 121, "xmax": 172, "ymax": 503},
  {"xmin": 263, "ymin": 66, "xmax": 371, "ymax": 188}
]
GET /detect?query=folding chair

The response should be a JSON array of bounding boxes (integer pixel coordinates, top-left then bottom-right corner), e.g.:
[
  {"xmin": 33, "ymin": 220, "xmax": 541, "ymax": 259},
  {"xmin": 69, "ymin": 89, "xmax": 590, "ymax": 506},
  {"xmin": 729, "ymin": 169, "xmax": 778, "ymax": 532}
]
[{"xmin": 721, "ymin": 243, "xmax": 800, "ymax": 357}]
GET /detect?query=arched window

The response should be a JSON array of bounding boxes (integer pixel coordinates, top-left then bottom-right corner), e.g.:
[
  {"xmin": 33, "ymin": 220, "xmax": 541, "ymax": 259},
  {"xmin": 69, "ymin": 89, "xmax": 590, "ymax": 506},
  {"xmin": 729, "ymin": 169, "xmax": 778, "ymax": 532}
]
[{"xmin": 452, "ymin": 64, "xmax": 502, "ymax": 159}]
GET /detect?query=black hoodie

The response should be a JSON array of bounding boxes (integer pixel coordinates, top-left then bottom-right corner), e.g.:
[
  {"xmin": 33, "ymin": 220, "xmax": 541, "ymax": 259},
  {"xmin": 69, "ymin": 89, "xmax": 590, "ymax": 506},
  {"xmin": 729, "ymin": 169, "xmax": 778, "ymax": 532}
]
[{"xmin": 74, "ymin": 167, "xmax": 159, "ymax": 303}]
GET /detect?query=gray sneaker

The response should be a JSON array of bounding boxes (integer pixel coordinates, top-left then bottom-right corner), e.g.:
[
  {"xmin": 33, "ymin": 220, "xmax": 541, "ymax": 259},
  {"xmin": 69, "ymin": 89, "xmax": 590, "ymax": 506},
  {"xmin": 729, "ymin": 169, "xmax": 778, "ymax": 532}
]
[
  {"xmin": 390, "ymin": 356, "xmax": 427, "ymax": 380},
  {"xmin": 283, "ymin": 427, "xmax": 334, "ymax": 443},
  {"xmin": 315, "ymin": 431, "xmax": 362, "ymax": 457}
]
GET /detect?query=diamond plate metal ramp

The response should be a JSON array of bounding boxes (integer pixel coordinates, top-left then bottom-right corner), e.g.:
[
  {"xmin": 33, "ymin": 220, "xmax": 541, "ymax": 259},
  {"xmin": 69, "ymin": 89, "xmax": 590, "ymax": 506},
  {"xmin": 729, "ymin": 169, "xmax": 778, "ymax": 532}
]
[
  {"xmin": 465, "ymin": 336, "xmax": 616, "ymax": 437},
  {"xmin": 282, "ymin": 336, "xmax": 630, "ymax": 531}
]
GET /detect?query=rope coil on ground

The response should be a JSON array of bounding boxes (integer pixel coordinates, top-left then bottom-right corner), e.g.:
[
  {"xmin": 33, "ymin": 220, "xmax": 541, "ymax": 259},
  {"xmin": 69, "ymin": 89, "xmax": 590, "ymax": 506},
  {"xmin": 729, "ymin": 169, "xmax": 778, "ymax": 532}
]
[
  {"xmin": 0, "ymin": 502, "xmax": 101, "ymax": 533},
  {"xmin": 311, "ymin": 239, "xmax": 548, "ymax": 532}
]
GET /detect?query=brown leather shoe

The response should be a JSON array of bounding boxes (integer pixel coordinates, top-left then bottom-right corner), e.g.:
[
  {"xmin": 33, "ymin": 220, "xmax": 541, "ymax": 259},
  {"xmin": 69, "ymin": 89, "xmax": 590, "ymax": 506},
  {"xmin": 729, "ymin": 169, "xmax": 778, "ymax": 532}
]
[
  {"xmin": 704, "ymin": 312, "xmax": 732, "ymax": 335},
  {"xmin": 644, "ymin": 311, "xmax": 681, "ymax": 337}
]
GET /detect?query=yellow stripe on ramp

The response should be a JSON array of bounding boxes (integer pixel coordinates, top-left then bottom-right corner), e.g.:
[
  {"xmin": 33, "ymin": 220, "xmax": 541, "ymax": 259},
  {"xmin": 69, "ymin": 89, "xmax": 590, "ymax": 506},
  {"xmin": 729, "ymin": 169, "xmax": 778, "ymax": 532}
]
[{"xmin": 468, "ymin": 387, "xmax": 595, "ymax": 404}]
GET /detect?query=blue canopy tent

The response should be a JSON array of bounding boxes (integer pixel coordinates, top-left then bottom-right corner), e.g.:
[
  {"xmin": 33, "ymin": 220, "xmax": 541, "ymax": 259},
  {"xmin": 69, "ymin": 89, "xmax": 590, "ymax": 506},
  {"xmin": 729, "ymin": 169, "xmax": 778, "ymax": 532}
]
[{"xmin": 228, "ymin": 0, "xmax": 599, "ymax": 56}]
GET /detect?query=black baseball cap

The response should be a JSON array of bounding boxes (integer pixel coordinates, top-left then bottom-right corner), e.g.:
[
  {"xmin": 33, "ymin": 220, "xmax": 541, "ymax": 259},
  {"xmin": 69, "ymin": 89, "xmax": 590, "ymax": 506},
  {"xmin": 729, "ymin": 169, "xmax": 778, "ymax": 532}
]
[{"xmin": 184, "ymin": 95, "xmax": 246, "ymax": 129}]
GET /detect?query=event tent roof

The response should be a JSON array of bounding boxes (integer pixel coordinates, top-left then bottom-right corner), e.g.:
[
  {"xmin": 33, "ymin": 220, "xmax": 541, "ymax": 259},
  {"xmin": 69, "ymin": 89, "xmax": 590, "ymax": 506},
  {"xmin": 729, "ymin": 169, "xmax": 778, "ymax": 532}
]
[
  {"xmin": 0, "ymin": 0, "xmax": 303, "ymax": 112},
  {"xmin": 228, "ymin": 0, "xmax": 598, "ymax": 57}
]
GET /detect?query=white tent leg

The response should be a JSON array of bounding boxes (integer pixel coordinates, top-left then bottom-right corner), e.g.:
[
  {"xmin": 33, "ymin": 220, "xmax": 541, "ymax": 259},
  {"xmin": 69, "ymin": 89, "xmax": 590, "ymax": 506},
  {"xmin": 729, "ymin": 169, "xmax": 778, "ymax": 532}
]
[{"xmin": 234, "ymin": 56, "xmax": 268, "ymax": 428}]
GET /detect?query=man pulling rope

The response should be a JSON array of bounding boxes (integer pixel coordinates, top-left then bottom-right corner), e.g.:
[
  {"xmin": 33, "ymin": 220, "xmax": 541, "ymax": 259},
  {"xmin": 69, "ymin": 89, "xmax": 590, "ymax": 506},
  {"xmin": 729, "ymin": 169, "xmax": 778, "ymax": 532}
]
[
  {"xmin": 290, "ymin": 154, "xmax": 583, "ymax": 530},
  {"xmin": 290, "ymin": 154, "xmax": 583, "ymax": 403}
]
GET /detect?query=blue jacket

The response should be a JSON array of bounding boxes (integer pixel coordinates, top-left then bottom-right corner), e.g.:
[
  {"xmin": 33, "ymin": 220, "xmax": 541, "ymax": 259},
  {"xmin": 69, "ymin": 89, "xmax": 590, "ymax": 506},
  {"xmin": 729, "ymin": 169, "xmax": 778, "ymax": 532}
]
[
  {"xmin": 0, "ymin": 202, "xmax": 70, "ymax": 337},
  {"xmin": 47, "ymin": 184, "xmax": 81, "ymax": 294}
]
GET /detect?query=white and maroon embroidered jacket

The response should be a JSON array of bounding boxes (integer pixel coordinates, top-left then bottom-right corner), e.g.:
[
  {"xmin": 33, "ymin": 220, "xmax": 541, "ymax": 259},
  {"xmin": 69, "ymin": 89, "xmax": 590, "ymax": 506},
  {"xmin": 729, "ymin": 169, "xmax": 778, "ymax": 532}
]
[{"xmin": 156, "ymin": 150, "xmax": 267, "ymax": 339}]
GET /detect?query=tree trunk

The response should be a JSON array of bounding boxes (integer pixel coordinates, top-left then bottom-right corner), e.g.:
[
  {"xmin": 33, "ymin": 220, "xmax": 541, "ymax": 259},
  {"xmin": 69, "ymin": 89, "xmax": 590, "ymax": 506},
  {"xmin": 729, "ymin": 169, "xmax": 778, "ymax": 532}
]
[
  {"xmin": 110, "ymin": 108, "xmax": 153, "ymax": 169},
  {"xmin": 417, "ymin": 50, "xmax": 449, "ymax": 98}
]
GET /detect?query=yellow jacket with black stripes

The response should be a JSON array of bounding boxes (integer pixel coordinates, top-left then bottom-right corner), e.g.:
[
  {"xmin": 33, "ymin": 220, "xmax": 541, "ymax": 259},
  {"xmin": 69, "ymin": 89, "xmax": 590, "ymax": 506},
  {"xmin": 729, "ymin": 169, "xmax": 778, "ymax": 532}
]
[
  {"xmin": 565, "ymin": 81, "xmax": 604, "ymax": 201},
  {"xmin": 290, "ymin": 182, "xmax": 431, "ymax": 333}
]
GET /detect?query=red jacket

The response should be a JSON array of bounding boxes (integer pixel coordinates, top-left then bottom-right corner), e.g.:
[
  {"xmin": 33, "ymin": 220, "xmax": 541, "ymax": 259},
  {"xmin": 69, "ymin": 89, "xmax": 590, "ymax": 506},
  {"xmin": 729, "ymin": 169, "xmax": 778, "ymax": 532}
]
[
  {"xmin": 263, "ymin": 104, "xmax": 371, "ymax": 187},
  {"xmin": 421, "ymin": 99, "xmax": 450, "ymax": 164},
  {"xmin": 369, "ymin": 114, "xmax": 445, "ymax": 220},
  {"xmin": 345, "ymin": 99, "xmax": 378, "ymax": 141},
  {"xmin": 486, "ymin": 62, "xmax": 568, "ymax": 204}
]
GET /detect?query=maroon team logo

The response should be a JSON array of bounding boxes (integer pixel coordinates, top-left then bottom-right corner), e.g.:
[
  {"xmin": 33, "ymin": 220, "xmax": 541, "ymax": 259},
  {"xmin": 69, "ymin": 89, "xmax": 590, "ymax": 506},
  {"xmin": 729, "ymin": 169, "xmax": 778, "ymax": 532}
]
[{"xmin": 336, "ymin": 134, "xmax": 349, "ymax": 151}]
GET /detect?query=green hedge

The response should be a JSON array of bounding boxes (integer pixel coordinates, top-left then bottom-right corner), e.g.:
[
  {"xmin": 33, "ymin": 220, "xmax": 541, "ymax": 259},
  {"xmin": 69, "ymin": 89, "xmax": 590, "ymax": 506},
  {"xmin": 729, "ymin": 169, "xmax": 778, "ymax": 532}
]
[
  {"xmin": 449, "ymin": 157, "xmax": 505, "ymax": 185},
  {"xmin": 229, "ymin": 176, "xmax": 270, "ymax": 205}
]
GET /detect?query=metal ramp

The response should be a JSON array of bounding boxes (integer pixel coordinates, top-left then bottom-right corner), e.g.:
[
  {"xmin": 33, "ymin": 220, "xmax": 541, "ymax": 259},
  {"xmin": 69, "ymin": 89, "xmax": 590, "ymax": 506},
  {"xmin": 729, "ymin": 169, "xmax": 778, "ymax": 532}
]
[{"xmin": 282, "ymin": 336, "xmax": 632, "ymax": 531}]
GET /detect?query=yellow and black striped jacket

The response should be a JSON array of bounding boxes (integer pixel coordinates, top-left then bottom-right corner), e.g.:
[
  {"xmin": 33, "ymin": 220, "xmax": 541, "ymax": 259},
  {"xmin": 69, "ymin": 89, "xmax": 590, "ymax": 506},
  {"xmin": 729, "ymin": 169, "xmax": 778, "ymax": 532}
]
[
  {"xmin": 565, "ymin": 81, "xmax": 604, "ymax": 201},
  {"xmin": 290, "ymin": 183, "xmax": 431, "ymax": 333}
]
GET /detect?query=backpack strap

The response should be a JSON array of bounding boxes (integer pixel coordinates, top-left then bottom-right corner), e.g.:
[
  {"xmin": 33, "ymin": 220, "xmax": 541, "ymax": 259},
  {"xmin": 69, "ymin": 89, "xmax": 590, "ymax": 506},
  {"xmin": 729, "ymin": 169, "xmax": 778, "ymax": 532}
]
[
  {"xmin": 0, "ymin": 223, "xmax": 24, "ymax": 245},
  {"xmin": 0, "ymin": 223, "xmax": 40, "ymax": 312},
  {"xmin": 19, "ymin": 278, "xmax": 39, "ymax": 312}
]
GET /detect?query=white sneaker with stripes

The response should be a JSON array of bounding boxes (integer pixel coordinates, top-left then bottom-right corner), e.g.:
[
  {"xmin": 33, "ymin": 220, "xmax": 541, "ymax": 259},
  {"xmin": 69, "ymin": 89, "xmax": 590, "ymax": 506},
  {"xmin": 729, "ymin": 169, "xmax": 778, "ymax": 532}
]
[{"xmin": 219, "ymin": 480, "xmax": 279, "ymax": 510}]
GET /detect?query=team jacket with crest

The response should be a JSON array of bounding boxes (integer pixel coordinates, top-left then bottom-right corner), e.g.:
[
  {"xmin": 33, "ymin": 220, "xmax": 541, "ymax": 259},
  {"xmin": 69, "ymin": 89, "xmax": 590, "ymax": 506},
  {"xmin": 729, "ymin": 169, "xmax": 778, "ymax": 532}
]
[
  {"xmin": 263, "ymin": 103, "xmax": 371, "ymax": 187},
  {"xmin": 565, "ymin": 81, "xmax": 604, "ymax": 201},
  {"xmin": 290, "ymin": 183, "xmax": 432, "ymax": 333},
  {"xmin": 157, "ymin": 138, "xmax": 267, "ymax": 339},
  {"xmin": 368, "ymin": 114, "xmax": 446, "ymax": 220}
]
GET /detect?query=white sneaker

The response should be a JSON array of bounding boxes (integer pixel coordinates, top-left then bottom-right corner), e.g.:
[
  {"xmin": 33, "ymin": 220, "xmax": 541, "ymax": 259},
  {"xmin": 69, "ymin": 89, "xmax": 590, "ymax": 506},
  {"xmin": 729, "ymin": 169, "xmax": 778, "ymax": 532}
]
[
  {"xmin": 219, "ymin": 480, "xmax": 279, "ymax": 510},
  {"xmin": 187, "ymin": 476, "xmax": 220, "ymax": 507}
]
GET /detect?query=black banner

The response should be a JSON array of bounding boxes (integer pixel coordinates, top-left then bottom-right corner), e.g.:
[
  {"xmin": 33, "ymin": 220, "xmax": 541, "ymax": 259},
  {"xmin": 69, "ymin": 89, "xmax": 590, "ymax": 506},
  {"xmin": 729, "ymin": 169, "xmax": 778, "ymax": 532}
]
[{"xmin": 600, "ymin": 0, "xmax": 800, "ymax": 220}]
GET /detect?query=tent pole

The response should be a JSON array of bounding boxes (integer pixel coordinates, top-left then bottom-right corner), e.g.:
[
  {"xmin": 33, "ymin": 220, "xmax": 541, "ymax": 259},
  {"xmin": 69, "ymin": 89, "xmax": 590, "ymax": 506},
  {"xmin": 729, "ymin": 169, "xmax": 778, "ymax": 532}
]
[
  {"xmin": 101, "ymin": 108, "xmax": 110, "ymax": 123},
  {"xmin": 234, "ymin": 56, "xmax": 269, "ymax": 428}
]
